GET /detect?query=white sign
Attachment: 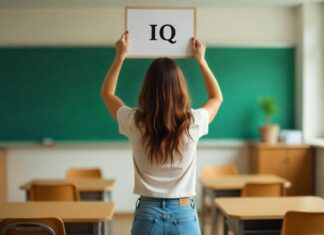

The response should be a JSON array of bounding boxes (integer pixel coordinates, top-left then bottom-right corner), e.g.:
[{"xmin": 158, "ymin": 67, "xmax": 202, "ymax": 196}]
[{"xmin": 125, "ymin": 7, "xmax": 196, "ymax": 58}]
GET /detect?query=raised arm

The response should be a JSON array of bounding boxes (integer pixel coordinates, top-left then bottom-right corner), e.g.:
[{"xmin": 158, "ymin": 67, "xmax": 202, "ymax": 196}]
[
  {"xmin": 101, "ymin": 32, "xmax": 129, "ymax": 120},
  {"xmin": 192, "ymin": 38, "xmax": 223, "ymax": 123}
]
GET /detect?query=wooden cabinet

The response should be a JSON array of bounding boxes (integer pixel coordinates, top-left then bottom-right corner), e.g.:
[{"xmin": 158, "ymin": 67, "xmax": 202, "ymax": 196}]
[
  {"xmin": 250, "ymin": 143, "xmax": 313, "ymax": 196},
  {"xmin": 0, "ymin": 149, "xmax": 6, "ymax": 203}
]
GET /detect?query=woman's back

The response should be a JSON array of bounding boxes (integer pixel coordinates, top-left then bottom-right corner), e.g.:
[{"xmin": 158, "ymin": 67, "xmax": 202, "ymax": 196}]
[{"xmin": 118, "ymin": 106, "xmax": 209, "ymax": 198}]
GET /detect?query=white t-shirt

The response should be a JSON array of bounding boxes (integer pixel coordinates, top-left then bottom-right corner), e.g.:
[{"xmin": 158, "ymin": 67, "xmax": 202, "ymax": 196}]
[{"xmin": 117, "ymin": 106, "xmax": 209, "ymax": 198}]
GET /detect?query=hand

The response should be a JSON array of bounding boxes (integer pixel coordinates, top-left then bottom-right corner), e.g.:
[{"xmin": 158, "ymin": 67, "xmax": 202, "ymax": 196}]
[
  {"xmin": 191, "ymin": 37, "xmax": 206, "ymax": 64},
  {"xmin": 115, "ymin": 31, "xmax": 129, "ymax": 61}
]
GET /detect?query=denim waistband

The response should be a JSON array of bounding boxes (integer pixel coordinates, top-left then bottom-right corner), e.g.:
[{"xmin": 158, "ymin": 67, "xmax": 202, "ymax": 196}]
[{"xmin": 137, "ymin": 196, "xmax": 194, "ymax": 209}]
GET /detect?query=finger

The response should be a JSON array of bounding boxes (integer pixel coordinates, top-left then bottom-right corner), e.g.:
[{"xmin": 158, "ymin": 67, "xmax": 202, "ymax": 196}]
[
  {"xmin": 125, "ymin": 31, "xmax": 129, "ymax": 42},
  {"xmin": 191, "ymin": 37, "xmax": 196, "ymax": 48},
  {"xmin": 195, "ymin": 39, "xmax": 201, "ymax": 47},
  {"xmin": 120, "ymin": 32, "xmax": 126, "ymax": 41}
]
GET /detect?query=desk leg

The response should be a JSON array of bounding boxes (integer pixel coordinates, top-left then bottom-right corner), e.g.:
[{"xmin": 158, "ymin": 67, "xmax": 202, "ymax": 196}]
[
  {"xmin": 102, "ymin": 192, "xmax": 114, "ymax": 235},
  {"xmin": 223, "ymin": 215, "xmax": 228, "ymax": 235},
  {"xmin": 102, "ymin": 192, "xmax": 112, "ymax": 202},
  {"xmin": 226, "ymin": 218, "xmax": 244, "ymax": 235},
  {"xmin": 201, "ymin": 186, "xmax": 206, "ymax": 235},
  {"xmin": 94, "ymin": 222, "xmax": 103, "ymax": 235},
  {"xmin": 26, "ymin": 191, "xmax": 30, "ymax": 201},
  {"xmin": 108, "ymin": 221, "xmax": 114, "ymax": 235},
  {"xmin": 203, "ymin": 188, "xmax": 218, "ymax": 235},
  {"xmin": 237, "ymin": 221, "xmax": 244, "ymax": 235},
  {"xmin": 205, "ymin": 189, "xmax": 240, "ymax": 235},
  {"xmin": 211, "ymin": 191, "xmax": 218, "ymax": 235},
  {"xmin": 108, "ymin": 219, "xmax": 114, "ymax": 235}
]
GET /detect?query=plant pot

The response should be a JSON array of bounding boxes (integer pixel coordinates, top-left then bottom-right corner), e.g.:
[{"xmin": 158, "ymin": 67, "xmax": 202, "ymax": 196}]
[{"xmin": 259, "ymin": 124, "xmax": 280, "ymax": 143}]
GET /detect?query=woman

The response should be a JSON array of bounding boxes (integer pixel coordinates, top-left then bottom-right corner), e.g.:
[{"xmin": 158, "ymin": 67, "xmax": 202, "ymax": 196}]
[{"xmin": 101, "ymin": 32, "xmax": 223, "ymax": 235}]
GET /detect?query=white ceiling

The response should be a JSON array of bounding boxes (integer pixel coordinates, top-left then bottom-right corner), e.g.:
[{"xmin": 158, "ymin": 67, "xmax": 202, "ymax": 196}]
[{"xmin": 0, "ymin": 0, "xmax": 323, "ymax": 8}]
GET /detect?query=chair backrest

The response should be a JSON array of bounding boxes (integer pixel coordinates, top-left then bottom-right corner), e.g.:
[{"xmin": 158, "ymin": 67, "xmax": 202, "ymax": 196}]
[
  {"xmin": 281, "ymin": 211, "xmax": 324, "ymax": 235},
  {"xmin": 241, "ymin": 182, "xmax": 285, "ymax": 197},
  {"xmin": 65, "ymin": 168, "xmax": 102, "ymax": 180},
  {"xmin": 30, "ymin": 184, "xmax": 79, "ymax": 201},
  {"xmin": 201, "ymin": 164, "xmax": 238, "ymax": 179},
  {"xmin": 0, "ymin": 218, "xmax": 65, "ymax": 235}
]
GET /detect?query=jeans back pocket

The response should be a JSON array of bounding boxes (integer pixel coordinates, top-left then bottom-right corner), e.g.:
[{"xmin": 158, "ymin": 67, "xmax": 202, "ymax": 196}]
[
  {"xmin": 131, "ymin": 209, "xmax": 159, "ymax": 235},
  {"xmin": 173, "ymin": 210, "xmax": 201, "ymax": 235}
]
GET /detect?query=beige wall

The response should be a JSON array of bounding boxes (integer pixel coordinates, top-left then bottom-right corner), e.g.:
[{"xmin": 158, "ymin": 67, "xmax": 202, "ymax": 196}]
[{"xmin": 0, "ymin": 6, "xmax": 296, "ymax": 46}]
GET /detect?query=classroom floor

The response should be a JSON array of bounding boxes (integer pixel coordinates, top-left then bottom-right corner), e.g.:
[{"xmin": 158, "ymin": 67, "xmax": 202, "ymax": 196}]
[{"xmin": 114, "ymin": 213, "xmax": 232, "ymax": 235}]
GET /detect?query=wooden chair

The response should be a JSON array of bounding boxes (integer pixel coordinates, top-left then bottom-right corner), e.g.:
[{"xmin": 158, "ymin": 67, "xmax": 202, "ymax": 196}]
[
  {"xmin": 65, "ymin": 168, "xmax": 102, "ymax": 180},
  {"xmin": 201, "ymin": 164, "xmax": 238, "ymax": 179},
  {"xmin": 241, "ymin": 182, "xmax": 285, "ymax": 197},
  {"xmin": 281, "ymin": 211, "xmax": 324, "ymax": 235},
  {"xmin": 30, "ymin": 184, "xmax": 79, "ymax": 201},
  {"xmin": 0, "ymin": 218, "xmax": 65, "ymax": 235}
]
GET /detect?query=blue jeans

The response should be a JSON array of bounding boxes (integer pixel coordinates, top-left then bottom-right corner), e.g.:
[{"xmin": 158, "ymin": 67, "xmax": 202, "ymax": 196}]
[{"xmin": 131, "ymin": 197, "xmax": 201, "ymax": 235}]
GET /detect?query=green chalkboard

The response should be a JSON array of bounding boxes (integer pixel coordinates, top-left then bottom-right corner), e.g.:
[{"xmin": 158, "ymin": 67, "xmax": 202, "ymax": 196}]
[{"xmin": 0, "ymin": 47, "xmax": 295, "ymax": 141}]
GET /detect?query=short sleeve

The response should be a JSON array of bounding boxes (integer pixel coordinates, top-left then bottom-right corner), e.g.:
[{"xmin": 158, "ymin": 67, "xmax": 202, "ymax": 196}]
[
  {"xmin": 117, "ymin": 106, "xmax": 133, "ymax": 137},
  {"xmin": 193, "ymin": 108, "xmax": 209, "ymax": 138}
]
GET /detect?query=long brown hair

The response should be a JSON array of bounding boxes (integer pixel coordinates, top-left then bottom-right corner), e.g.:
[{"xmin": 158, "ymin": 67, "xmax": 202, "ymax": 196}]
[{"xmin": 134, "ymin": 58, "xmax": 193, "ymax": 166}]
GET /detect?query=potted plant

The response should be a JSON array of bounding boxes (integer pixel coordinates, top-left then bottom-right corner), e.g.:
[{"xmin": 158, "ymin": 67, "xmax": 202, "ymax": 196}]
[{"xmin": 259, "ymin": 96, "xmax": 279, "ymax": 143}]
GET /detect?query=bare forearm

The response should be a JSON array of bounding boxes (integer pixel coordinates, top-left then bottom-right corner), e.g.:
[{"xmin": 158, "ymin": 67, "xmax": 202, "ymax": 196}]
[
  {"xmin": 101, "ymin": 56, "xmax": 124, "ymax": 97},
  {"xmin": 191, "ymin": 37, "xmax": 222, "ymax": 123},
  {"xmin": 198, "ymin": 59, "xmax": 223, "ymax": 102},
  {"xmin": 101, "ymin": 32, "xmax": 128, "ymax": 120}
]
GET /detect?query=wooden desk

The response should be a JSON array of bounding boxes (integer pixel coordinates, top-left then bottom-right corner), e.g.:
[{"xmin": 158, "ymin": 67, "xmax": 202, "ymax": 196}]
[
  {"xmin": 20, "ymin": 178, "xmax": 115, "ymax": 201},
  {"xmin": 0, "ymin": 201, "xmax": 115, "ymax": 235},
  {"xmin": 215, "ymin": 196, "xmax": 324, "ymax": 235},
  {"xmin": 200, "ymin": 174, "xmax": 291, "ymax": 235}
]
